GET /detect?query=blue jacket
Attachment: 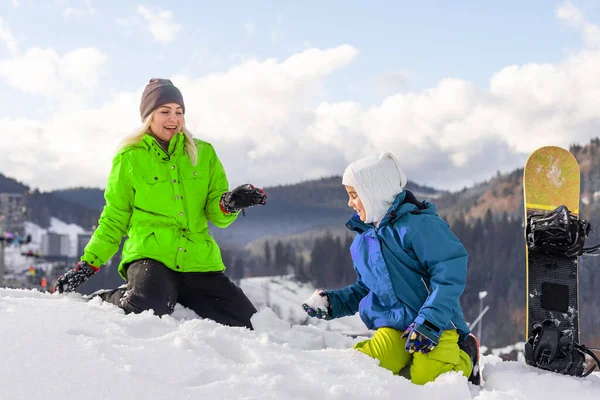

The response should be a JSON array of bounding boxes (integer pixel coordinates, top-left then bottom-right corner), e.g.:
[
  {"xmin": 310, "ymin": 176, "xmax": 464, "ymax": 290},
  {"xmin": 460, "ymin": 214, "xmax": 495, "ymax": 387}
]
[{"xmin": 327, "ymin": 191, "xmax": 470, "ymax": 339}]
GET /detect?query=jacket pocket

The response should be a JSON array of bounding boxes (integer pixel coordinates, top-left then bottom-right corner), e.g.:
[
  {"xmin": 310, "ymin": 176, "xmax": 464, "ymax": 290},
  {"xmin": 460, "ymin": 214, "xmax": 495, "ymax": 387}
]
[
  {"xmin": 125, "ymin": 228, "xmax": 159, "ymax": 259},
  {"xmin": 182, "ymin": 169, "xmax": 207, "ymax": 197},
  {"xmin": 134, "ymin": 172, "xmax": 172, "ymax": 215},
  {"xmin": 143, "ymin": 231, "xmax": 159, "ymax": 248}
]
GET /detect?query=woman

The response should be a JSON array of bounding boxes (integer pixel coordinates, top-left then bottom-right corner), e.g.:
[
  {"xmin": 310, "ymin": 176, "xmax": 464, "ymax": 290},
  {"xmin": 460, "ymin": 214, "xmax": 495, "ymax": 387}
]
[
  {"xmin": 55, "ymin": 78, "xmax": 266, "ymax": 329},
  {"xmin": 301, "ymin": 152, "xmax": 481, "ymax": 385}
]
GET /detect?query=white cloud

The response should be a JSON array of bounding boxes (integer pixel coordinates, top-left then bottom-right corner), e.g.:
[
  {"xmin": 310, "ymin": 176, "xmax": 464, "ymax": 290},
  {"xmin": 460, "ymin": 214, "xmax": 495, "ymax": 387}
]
[
  {"xmin": 557, "ymin": 1, "xmax": 585, "ymax": 26},
  {"xmin": 0, "ymin": 45, "xmax": 359, "ymax": 191},
  {"xmin": 63, "ymin": 0, "xmax": 96, "ymax": 20},
  {"xmin": 11, "ymin": 0, "xmax": 20, "ymax": 7},
  {"xmin": 0, "ymin": 91, "xmax": 139, "ymax": 191},
  {"xmin": 0, "ymin": 17, "xmax": 19, "ymax": 55},
  {"xmin": 0, "ymin": 48, "xmax": 61, "ymax": 94},
  {"xmin": 59, "ymin": 47, "xmax": 108, "ymax": 88},
  {"xmin": 6, "ymin": 3, "xmax": 600, "ymax": 193},
  {"xmin": 0, "ymin": 47, "xmax": 107, "ymax": 96},
  {"xmin": 375, "ymin": 71, "xmax": 409, "ymax": 97},
  {"xmin": 137, "ymin": 5, "xmax": 181, "ymax": 44},
  {"xmin": 557, "ymin": 1, "xmax": 600, "ymax": 48}
]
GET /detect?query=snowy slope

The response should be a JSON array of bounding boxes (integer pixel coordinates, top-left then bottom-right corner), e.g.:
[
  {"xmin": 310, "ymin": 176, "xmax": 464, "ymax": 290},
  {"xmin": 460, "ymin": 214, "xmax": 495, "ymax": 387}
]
[
  {"xmin": 0, "ymin": 288, "xmax": 599, "ymax": 400},
  {"xmin": 4, "ymin": 219, "xmax": 84, "ymax": 277},
  {"xmin": 240, "ymin": 275, "xmax": 367, "ymax": 335}
]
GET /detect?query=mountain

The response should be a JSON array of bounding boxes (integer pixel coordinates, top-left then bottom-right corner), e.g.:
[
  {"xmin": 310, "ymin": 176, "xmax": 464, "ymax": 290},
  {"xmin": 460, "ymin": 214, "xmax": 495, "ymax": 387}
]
[
  {"xmin": 17, "ymin": 176, "xmax": 445, "ymax": 245},
  {"xmin": 0, "ymin": 173, "xmax": 28, "ymax": 194},
  {"xmin": 434, "ymin": 168, "xmax": 524, "ymax": 222},
  {"xmin": 24, "ymin": 189, "xmax": 100, "ymax": 230},
  {"xmin": 431, "ymin": 138, "xmax": 600, "ymax": 223},
  {"xmin": 0, "ymin": 176, "xmax": 101, "ymax": 231},
  {"xmin": 52, "ymin": 187, "xmax": 105, "ymax": 212},
  {"xmin": 4, "ymin": 138, "xmax": 600, "ymax": 240},
  {"xmin": 5, "ymin": 138, "xmax": 600, "ymax": 241}
]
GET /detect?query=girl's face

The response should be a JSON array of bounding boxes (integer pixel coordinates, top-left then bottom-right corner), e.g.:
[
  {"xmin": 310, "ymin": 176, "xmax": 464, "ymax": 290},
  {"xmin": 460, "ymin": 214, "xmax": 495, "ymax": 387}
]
[
  {"xmin": 345, "ymin": 185, "xmax": 366, "ymax": 222},
  {"xmin": 150, "ymin": 103, "xmax": 184, "ymax": 142}
]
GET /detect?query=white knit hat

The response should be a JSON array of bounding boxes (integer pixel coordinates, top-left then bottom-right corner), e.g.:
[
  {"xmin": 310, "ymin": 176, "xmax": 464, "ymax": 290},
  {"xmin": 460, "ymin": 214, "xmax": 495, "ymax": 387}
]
[{"xmin": 342, "ymin": 152, "xmax": 407, "ymax": 224}]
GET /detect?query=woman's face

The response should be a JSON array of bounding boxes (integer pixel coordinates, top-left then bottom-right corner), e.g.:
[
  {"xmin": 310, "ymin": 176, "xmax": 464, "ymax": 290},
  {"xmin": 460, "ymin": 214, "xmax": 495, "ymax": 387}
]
[
  {"xmin": 150, "ymin": 103, "xmax": 184, "ymax": 142},
  {"xmin": 345, "ymin": 185, "xmax": 366, "ymax": 222}
]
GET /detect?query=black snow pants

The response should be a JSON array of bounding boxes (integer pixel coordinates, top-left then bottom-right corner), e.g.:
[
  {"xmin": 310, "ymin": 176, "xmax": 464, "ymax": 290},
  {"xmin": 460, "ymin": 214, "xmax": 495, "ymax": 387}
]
[{"xmin": 98, "ymin": 258, "xmax": 257, "ymax": 329}]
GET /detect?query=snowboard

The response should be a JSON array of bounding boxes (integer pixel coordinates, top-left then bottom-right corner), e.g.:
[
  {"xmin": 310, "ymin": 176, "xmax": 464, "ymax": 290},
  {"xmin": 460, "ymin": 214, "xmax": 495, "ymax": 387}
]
[{"xmin": 523, "ymin": 146, "xmax": 580, "ymax": 343}]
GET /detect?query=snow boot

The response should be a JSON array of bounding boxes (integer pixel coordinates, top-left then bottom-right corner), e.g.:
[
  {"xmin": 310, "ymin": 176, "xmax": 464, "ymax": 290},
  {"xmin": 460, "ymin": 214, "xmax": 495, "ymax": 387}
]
[{"xmin": 459, "ymin": 333, "xmax": 481, "ymax": 385}]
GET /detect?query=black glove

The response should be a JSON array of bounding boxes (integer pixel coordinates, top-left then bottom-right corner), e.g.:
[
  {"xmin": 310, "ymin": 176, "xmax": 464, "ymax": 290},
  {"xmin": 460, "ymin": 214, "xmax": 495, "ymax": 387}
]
[
  {"xmin": 55, "ymin": 261, "xmax": 99, "ymax": 293},
  {"xmin": 220, "ymin": 184, "xmax": 267, "ymax": 213}
]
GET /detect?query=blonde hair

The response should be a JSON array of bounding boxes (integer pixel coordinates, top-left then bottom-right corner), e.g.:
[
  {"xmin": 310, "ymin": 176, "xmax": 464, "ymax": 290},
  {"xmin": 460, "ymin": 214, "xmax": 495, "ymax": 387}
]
[{"xmin": 119, "ymin": 110, "xmax": 198, "ymax": 165}]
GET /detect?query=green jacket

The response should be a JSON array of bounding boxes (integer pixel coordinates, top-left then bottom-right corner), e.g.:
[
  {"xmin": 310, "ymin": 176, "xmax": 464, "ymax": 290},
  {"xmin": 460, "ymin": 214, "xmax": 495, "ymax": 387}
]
[{"xmin": 82, "ymin": 133, "xmax": 238, "ymax": 279}]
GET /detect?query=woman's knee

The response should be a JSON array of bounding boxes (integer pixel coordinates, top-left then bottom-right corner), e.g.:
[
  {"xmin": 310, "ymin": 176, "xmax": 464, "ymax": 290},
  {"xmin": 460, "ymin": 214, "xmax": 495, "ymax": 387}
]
[
  {"xmin": 121, "ymin": 259, "xmax": 179, "ymax": 316},
  {"xmin": 119, "ymin": 289, "xmax": 176, "ymax": 316}
]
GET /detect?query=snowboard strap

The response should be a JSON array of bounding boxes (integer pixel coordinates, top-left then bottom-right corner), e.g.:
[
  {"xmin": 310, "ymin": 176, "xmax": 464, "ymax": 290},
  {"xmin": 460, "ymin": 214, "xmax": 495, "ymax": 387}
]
[
  {"xmin": 526, "ymin": 205, "xmax": 600, "ymax": 258},
  {"xmin": 524, "ymin": 320, "xmax": 600, "ymax": 377}
]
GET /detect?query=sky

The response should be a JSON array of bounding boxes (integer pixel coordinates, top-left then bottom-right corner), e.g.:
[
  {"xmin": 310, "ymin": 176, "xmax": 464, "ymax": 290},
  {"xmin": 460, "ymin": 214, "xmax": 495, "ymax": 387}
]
[
  {"xmin": 2, "ymin": 1, "xmax": 600, "ymax": 192},
  {"xmin": 1, "ymin": 283, "xmax": 600, "ymax": 399}
]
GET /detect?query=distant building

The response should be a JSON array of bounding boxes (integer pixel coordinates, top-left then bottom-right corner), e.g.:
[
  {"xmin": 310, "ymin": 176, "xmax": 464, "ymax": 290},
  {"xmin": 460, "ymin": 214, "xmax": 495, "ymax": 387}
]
[
  {"xmin": 0, "ymin": 193, "xmax": 26, "ymax": 233},
  {"xmin": 76, "ymin": 232, "xmax": 93, "ymax": 257},
  {"xmin": 41, "ymin": 232, "xmax": 70, "ymax": 257}
]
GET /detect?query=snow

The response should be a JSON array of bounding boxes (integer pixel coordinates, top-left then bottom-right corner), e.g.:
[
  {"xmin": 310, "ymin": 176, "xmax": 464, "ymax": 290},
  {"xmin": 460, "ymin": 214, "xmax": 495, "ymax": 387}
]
[
  {"xmin": 1, "ymin": 288, "xmax": 599, "ymax": 400},
  {"xmin": 3, "ymin": 219, "xmax": 84, "ymax": 280},
  {"xmin": 302, "ymin": 289, "xmax": 330, "ymax": 309},
  {"xmin": 20, "ymin": 218, "xmax": 85, "ymax": 251},
  {"xmin": 2, "ymin": 221, "xmax": 600, "ymax": 398},
  {"xmin": 22, "ymin": 220, "xmax": 47, "ymax": 246},
  {"xmin": 240, "ymin": 276, "xmax": 366, "ymax": 335}
]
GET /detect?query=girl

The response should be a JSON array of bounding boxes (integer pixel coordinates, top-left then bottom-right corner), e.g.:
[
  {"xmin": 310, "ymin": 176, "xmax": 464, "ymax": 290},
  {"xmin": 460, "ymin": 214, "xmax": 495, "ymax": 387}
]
[{"xmin": 302, "ymin": 152, "xmax": 480, "ymax": 385}]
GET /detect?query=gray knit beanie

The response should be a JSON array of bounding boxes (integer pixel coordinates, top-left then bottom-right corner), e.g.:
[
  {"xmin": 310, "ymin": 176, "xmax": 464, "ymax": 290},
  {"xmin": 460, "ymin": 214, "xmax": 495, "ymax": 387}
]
[{"xmin": 139, "ymin": 78, "xmax": 185, "ymax": 121}]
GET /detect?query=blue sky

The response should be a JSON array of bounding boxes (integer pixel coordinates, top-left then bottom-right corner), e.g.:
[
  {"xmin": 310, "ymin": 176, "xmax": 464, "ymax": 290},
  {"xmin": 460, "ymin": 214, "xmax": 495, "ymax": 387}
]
[
  {"xmin": 1, "ymin": 1, "xmax": 600, "ymax": 191},
  {"xmin": 2, "ymin": 0, "xmax": 596, "ymax": 104}
]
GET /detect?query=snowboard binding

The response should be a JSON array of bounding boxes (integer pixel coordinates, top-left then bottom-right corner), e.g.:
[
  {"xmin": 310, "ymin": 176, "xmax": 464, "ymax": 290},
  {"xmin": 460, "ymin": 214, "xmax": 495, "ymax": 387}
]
[
  {"xmin": 525, "ymin": 320, "xmax": 600, "ymax": 377},
  {"xmin": 526, "ymin": 205, "xmax": 600, "ymax": 258}
]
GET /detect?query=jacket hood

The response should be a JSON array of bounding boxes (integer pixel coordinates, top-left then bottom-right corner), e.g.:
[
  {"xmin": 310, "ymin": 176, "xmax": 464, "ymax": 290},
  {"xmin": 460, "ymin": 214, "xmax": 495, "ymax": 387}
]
[{"xmin": 345, "ymin": 191, "xmax": 438, "ymax": 234}]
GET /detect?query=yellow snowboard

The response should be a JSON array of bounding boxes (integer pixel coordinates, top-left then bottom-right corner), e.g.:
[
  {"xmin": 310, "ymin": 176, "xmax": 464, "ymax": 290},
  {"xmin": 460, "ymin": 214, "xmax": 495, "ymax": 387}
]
[{"xmin": 523, "ymin": 146, "xmax": 580, "ymax": 341}]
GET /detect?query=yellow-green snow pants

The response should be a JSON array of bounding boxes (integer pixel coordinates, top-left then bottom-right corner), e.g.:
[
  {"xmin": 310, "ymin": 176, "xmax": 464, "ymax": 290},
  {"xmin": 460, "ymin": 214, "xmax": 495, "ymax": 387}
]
[{"xmin": 354, "ymin": 327, "xmax": 472, "ymax": 385}]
